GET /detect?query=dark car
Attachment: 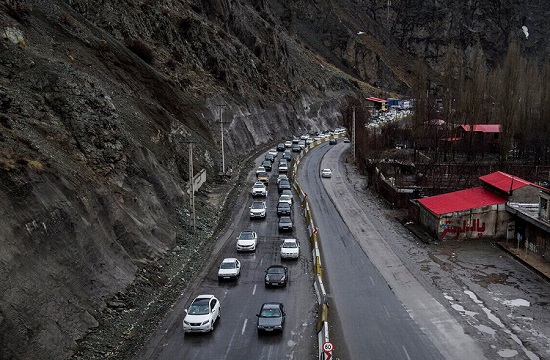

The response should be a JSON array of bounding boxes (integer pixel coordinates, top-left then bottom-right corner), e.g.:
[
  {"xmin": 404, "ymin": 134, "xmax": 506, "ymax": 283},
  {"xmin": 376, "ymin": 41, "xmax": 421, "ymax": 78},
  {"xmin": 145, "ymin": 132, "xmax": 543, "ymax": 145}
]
[
  {"xmin": 264, "ymin": 265, "xmax": 288, "ymax": 287},
  {"xmin": 278, "ymin": 216, "xmax": 293, "ymax": 232},
  {"xmin": 283, "ymin": 151, "xmax": 292, "ymax": 161},
  {"xmin": 276, "ymin": 143, "xmax": 285, "ymax": 151},
  {"xmin": 329, "ymin": 138, "xmax": 337, "ymax": 145},
  {"xmin": 256, "ymin": 303, "xmax": 285, "ymax": 333},
  {"xmin": 265, "ymin": 154, "xmax": 275, "ymax": 163},
  {"xmin": 278, "ymin": 179, "xmax": 291, "ymax": 194},
  {"xmin": 276, "ymin": 202, "xmax": 292, "ymax": 216},
  {"xmin": 262, "ymin": 160, "xmax": 272, "ymax": 171},
  {"xmin": 291, "ymin": 144, "xmax": 301, "ymax": 152}
]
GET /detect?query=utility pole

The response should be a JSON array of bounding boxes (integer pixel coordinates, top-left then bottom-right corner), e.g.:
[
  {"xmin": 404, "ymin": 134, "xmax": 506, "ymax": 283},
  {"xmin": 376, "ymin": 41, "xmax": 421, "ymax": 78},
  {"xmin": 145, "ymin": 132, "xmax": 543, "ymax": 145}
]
[
  {"xmin": 351, "ymin": 105, "xmax": 356, "ymax": 163},
  {"xmin": 186, "ymin": 141, "xmax": 196, "ymax": 234},
  {"xmin": 216, "ymin": 105, "xmax": 229, "ymax": 177}
]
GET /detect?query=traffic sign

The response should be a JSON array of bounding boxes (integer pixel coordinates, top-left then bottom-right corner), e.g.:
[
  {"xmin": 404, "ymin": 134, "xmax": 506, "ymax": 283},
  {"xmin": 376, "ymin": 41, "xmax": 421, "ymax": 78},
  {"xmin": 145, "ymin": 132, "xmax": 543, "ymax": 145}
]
[{"xmin": 322, "ymin": 341, "xmax": 334, "ymax": 353}]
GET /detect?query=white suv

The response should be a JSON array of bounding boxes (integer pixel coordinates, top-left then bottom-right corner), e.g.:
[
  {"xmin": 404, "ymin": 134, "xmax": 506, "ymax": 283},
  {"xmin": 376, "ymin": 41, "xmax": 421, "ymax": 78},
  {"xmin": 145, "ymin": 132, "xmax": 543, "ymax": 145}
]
[
  {"xmin": 280, "ymin": 239, "xmax": 300, "ymax": 259},
  {"xmin": 251, "ymin": 181, "xmax": 267, "ymax": 196},
  {"xmin": 250, "ymin": 201, "xmax": 267, "ymax": 218}
]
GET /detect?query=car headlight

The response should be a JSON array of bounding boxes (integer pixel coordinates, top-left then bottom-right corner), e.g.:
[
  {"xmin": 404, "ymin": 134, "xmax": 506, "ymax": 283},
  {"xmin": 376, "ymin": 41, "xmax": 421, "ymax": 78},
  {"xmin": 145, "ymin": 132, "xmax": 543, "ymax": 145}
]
[
  {"xmin": 201, "ymin": 320, "xmax": 209, "ymax": 325},
  {"xmin": 183, "ymin": 321, "xmax": 190, "ymax": 325}
]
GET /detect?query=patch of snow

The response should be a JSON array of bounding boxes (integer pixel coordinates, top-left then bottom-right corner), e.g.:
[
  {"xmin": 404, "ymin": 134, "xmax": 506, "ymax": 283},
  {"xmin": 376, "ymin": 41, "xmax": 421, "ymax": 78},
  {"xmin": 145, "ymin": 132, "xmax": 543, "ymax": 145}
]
[
  {"xmin": 502, "ymin": 298, "xmax": 530, "ymax": 307},
  {"xmin": 498, "ymin": 349, "xmax": 518, "ymax": 357},
  {"xmin": 475, "ymin": 324, "xmax": 496, "ymax": 335},
  {"xmin": 357, "ymin": 31, "xmax": 365, "ymax": 35},
  {"xmin": 464, "ymin": 290, "xmax": 483, "ymax": 304}
]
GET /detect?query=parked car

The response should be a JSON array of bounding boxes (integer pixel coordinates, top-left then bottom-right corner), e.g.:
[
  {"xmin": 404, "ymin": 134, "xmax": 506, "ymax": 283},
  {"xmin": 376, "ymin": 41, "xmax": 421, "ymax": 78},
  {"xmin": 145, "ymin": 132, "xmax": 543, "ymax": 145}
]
[
  {"xmin": 321, "ymin": 168, "xmax": 332, "ymax": 178},
  {"xmin": 182, "ymin": 295, "xmax": 221, "ymax": 333},
  {"xmin": 278, "ymin": 216, "xmax": 293, "ymax": 232},
  {"xmin": 280, "ymin": 239, "xmax": 300, "ymax": 259},
  {"xmin": 264, "ymin": 265, "xmax": 288, "ymax": 287},
  {"xmin": 329, "ymin": 138, "xmax": 337, "ymax": 145},
  {"xmin": 262, "ymin": 160, "xmax": 272, "ymax": 171},
  {"xmin": 278, "ymin": 194, "xmax": 292, "ymax": 207},
  {"xmin": 276, "ymin": 202, "xmax": 292, "ymax": 216},
  {"xmin": 250, "ymin": 201, "xmax": 267, "ymax": 218},
  {"xmin": 277, "ymin": 143, "xmax": 286, "ymax": 151},
  {"xmin": 236, "ymin": 230, "xmax": 258, "ymax": 252},
  {"xmin": 218, "ymin": 258, "xmax": 241, "ymax": 280},
  {"xmin": 256, "ymin": 302, "xmax": 285, "ymax": 333},
  {"xmin": 277, "ymin": 174, "xmax": 288, "ymax": 184},
  {"xmin": 257, "ymin": 171, "xmax": 269, "ymax": 184},
  {"xmin": 252, "ymin": 181, "xmax": 267, "ymax": 197},
  {"xmin": 278, "ymin": 179, "xmax": 291, "ymax": 193}
]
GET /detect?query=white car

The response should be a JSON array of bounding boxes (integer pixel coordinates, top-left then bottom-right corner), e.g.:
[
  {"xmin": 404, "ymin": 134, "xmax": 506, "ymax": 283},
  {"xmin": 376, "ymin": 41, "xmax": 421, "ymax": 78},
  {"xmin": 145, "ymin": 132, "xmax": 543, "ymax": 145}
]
[
  {"xmin": 280, "ymin": 239, "xmax": 300, "ymax": 259},
  {"xmin": 278, "ymin": 163, "xmax": 288, "ymax": 173},
  {"xmin": 256, "ymin": 166, "xmax": 266, "ymax": 174},
  {"xmin": 250, "ymin": 200, "xmax": 267, "ymax": 218},
  {"xmin": 183, "ymin": 295, "xmax": 221, "ymax": 333},
  {"xmin": 236, "ymin": 230, "xmax": 258, "ymax": 251},
  {"xmin": 321, "ymin": 168, "xmax": 332, "ymax": 178},
  {"xmin": 268, "ymin": 148, "xmax": 278, "ymax": 157},
  {"xmin": 278, "ymin": 194, "xmax": 292, "ymax": 207},
  {"xmin": 218, "ymin": 258, "xmax": 241, "ymax": 281},
  {"xmin": 284, "ymin": 140, "xmax": 292, "ymax": 148},
  {"xmin": 251, "ymin": 181, "xmax": 267, "ymax": 196}
]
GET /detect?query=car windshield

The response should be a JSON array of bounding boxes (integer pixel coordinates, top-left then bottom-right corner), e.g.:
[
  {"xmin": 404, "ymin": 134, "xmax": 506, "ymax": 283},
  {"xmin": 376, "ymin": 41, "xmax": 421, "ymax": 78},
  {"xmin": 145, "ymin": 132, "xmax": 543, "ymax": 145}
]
[
  {"xmin": 280, "ymin": 217, "xmax": 291, "ymax": 223},
  {"xmin": 280, "ymin": 195, "xmax": 290, "ymax": 200},
  {"xmin": 267, "ymin": 267, "xmax": 285, "ymax": 274},
  {"xmin": 221, "ymin": 262, "xmax": 236, "ymax": 269},
  {"xmin": 188, "ymin": 299, "xmax": 210, "ymax": 315},
  {"xmin": 239, "ymin": 232, "xmax": 255, "ymax": 240},
  {"xmin": 254, "ymin": 184, "xmax": 264, "ymax": 188},
  {"xmin": 282, "ymin": 242, "xmax": 297, "ymax": 248},
  {"xmin": 260, "ymin": 307, "xmax": 281, "ymax": 318},
  {"xmin": 278, "ymin": 202, "xmax": 289, "ymax": 208},
  {"xmin": 252, "ymin": 202, "xmax": 264, "ymax": 209}
]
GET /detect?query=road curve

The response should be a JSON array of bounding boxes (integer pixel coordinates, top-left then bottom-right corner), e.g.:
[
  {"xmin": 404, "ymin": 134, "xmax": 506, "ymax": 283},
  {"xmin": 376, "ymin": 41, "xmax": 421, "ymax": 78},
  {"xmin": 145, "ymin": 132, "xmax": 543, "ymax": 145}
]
[{"xmin": 297, "ymin": 141, "xmax": 487, "ymax": 360}]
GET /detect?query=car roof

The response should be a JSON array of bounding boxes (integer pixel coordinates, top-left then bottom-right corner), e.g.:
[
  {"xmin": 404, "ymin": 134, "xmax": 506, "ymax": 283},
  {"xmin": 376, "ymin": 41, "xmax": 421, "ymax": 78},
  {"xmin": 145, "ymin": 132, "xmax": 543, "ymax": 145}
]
[
  {"xmin": 221, "ymin": 258, "xmax": 238, "ymax": 263},
  {"xmin": 282, "ymin": 238, "xmax": 297, "ymax": 243},
  {"xmin": 194, "ymin": 294, "xmax": 216, "ymax": 300},
  {"xmin": 262, "ymin": 302, "xmax": 283, "ymax": 308},
  {"xmin": 267, "ymin": 264, "xmax": 286, "ymax": 269}
]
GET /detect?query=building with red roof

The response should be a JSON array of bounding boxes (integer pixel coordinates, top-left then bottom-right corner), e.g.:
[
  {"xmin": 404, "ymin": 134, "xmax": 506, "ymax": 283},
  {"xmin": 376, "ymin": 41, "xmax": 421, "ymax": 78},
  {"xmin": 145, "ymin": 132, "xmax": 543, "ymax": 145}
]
[
  {"xmin": 456, "ymin": 124, "xmax": 502, "ymax": 153},
  {"xmin": 414, "ymin": 171, "xmax": 534, "ymax": 240}
]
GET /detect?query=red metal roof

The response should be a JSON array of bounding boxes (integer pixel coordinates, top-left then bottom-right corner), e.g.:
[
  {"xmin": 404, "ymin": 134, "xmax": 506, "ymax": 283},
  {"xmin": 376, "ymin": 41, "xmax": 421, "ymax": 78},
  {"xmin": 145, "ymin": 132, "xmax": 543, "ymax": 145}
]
[
  {"xmin": 418, "ymin": 186, "xmax": 507, "ymax": 215},
  {"xmin": 460, "ymin": 124, "xmax": 501, "ymax": 133},
  {"xmin": 365, "ymin": 96, "xmax": 387, "ymax": 103},
  {"xmin": 479, "ymin": 171, "xmax": 537, "ymax": 192}
]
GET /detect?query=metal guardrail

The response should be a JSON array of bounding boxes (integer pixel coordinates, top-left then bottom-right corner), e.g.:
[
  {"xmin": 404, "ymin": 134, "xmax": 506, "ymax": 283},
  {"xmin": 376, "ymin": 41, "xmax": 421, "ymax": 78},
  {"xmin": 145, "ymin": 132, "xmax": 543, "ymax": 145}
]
[{"xmin": 290, "ymin": 134, "xmax": 343, "ymax": 359}]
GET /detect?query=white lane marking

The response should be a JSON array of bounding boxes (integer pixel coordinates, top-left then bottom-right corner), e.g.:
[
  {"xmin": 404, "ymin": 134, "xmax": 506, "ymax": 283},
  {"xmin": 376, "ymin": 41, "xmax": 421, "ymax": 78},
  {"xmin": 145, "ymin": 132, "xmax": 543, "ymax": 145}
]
[
  {"xmin": 259, "ymin": 258, "xmax": 263, "ymax": 266},
  {"xmin": 252, "ymin": 284, "xmax": 257, "ymax": 295},
  {"xmin": 369, "ymin": 276, "xmax": 375, "ymax": 286},
  {"xmin": 403, "ymin": 345, "xmax": 411, "ymax": 360},
  {"xmin": 242, "ymin": 319, "xmax": 248, "ymax": 335},
  {"xmin": 383, "ymin": 306, "xmax": 390, "ymax": 318}
]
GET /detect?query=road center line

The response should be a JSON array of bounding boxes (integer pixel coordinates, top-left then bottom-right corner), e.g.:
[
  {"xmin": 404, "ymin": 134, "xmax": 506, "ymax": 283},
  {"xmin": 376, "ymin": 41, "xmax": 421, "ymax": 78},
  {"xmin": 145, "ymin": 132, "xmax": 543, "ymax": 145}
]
[
  {"xmin": 241, "ymin": 319, "xmax": 248, "ymax": 335},
  {"xmin": 383, "ymin": 305, "xmax": 390, "ymax": 318},
  {"xmin": 252, "ymin": 284, "xmax": 257, "ymax": 295},
  {"xmin": 369, "ymin": 276, "xmax": 375, "ymax": 286}
]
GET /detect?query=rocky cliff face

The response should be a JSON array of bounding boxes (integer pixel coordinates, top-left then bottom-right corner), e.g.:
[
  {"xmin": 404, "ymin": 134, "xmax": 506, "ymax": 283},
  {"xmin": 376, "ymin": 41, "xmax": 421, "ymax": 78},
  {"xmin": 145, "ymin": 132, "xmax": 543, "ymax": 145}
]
[{"xmin": 0, "ymin": 0, "xmax": 547, "ymax": 358}]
